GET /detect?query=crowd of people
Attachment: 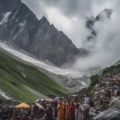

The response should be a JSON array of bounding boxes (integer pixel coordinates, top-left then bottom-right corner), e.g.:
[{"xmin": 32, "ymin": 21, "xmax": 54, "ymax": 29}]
[
  {"xmin": 99, "ymin": 70, "xmax": 120, "ymax": 97},
  {"xmin": 0, "ymin": 94, "xmax": 95, "ymax": 120},
  {"xmin": 0, "ymin": 68, "xmax": 120, "ymax": 120},
  {"xmin": 94, "ymin": 69, "xmax": 120, "ymax": 110}
]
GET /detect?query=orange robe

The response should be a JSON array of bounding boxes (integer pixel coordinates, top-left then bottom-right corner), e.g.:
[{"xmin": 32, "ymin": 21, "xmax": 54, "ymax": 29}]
[
  {"xmin": 57, "ymin": 104, "xmax": 63, "ymax": 120},
  {"xmin": 62, "ymin": 103, "xmax": 66, "ymax": 120},
  {"xmin": 65, "ymin": 105, "xmax": 70, "ymax": 120}
]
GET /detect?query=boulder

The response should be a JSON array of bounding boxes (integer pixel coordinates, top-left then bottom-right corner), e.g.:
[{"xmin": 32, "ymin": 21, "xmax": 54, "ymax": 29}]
[
  {"xmin": 109, "ymin": 96, "xmax": 120, "ymax": 109},
  {"xmin": 93, "ymin": 108, "xmax": 120, "ymax": 120},
  {"xmin": 89, "ymin": 107, "xmax": 97, "ymax": 117},
  {"xmin": 89, "ymin": 112, "xmax": 97, "ymax": 117}
]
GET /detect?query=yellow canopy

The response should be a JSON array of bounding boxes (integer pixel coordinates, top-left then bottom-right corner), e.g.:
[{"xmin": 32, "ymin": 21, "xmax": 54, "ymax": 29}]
[{"xmin": 15, "ymin": 103, "xmax": 30, "ymax": 109}]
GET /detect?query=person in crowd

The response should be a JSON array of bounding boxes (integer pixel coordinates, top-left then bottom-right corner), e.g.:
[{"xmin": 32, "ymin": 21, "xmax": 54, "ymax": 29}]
[
  {"xmin": 45, "ymin": 105, "xmax": 53, "ymax": 120},
  {"xmin": 106, "ymin": 89, "xmax": 109, "ymax": 97},
  {"xmin": 69, "ymin": 101, "xmax": 75, "ymax": 120},
  {"xmin": 32, "ymin": 103, "xmax": 39, "ymax": 118},
  {"xmin": 108, "ymin": 89, "xmax": 111, "ymax": 98},
  {"xmin": 65, "ymin": 103, "xmax": 70, "ymax": 120},
  {"xmin": 105, "ymin": 81, "xmax": 109, "ymax": 87},
  {"xmin": 103, "ymin": 101, "xmax": 108, "ymax": 109},
  {"xmin": 113, "ymin": 84, "xmax": 118, "ymax": 96},
  {"xmin": 99, "ymin": 81, "xmax": 102, "ymax": 88},
  {"xmin": 116, "ymin": 84, "xmax": 120, "ymax": 96},
  {"xmin": 94, "ymin": 100, "xmax": 98, "ymax": 107},
  {"xmin": 13, "ymin": 108, "xmax": 17, "ymax": 120},
  {"xmin": 62, "ymin": 102, "xmax": 66, "ymax": 120},
  {"xmin": 102, "ymin": 82, "xmax": 105, "ymax": 88},
  {"xmin": 99, "ymin": 98, "xmax": 103, "ymax": 109},
  {"xmin": 41, "ymin": 100, "xmax": 46, "ymax": 108},
  {"xmin": 84, "ymin": 95, "xmax": 90, "ymax": 104},
  {"xmin": 57, "ymin": 102, "xmax": 63, "ymax": 120},
  {"xmin": 83, "ymin": 103, "xmax": 90, "ymax": 120},
  {"xmin": 89, "ymin": 98, "xmax": 94, "ymax": 108},
  {"xmin": 75, "ymin": 103, "xmax": 84, "ymax": 120},
  {"xmin": 52, "ymin": 104, "xmax": 55, "ymax": 120}
]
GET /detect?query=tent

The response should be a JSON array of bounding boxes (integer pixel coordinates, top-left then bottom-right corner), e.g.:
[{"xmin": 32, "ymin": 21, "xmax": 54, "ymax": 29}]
[{"xmin": 15, "ymin": 103, "xmax": 30, "ymax": 109}]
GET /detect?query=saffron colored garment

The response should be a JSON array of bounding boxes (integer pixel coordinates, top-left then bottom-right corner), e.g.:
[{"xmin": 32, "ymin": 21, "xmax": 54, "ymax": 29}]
[
  {"xmin": 65, "ymin": 104, "xmax": 70, "ymax": 120},
  {"xmin": 57, "ymin": 104, "xmax": 63, "ymax": 120}
]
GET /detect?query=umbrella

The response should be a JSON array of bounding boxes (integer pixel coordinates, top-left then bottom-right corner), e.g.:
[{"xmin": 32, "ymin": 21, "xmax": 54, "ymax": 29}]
[
  {"xmin": 35, "ymin": 103, "xmax": 44, "ymax": 110},
  {"xmin": 15, "ymin": 103, "xmax": 30, "ymax": 109}
]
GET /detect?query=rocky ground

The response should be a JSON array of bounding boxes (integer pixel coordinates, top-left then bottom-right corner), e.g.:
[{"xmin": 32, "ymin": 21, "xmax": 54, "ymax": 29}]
[{"xmin": 86, "ymin": 85, "xmax": 120, "ymax": 119}]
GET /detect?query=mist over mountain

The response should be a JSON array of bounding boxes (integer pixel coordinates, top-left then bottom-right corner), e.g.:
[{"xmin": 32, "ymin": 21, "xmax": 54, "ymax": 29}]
[
  {"xmin": 0, "ymin": 0, "xmax": 88, "ymax": 67},
  {"xmin": 86, "ymin": 9, "xmax": 112, "ymax": 41},
  {"xmin": 73, "ymin": 6, "xmax": 120, "ymax": 72}
]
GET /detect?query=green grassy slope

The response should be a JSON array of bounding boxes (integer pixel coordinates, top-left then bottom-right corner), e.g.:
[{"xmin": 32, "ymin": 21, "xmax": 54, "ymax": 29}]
[
  {"xmin": 113, "ymin": 60, "xmax": 120, "ymax": 66},
  {"xmin": 98, "ymin": 60, "xmax": 120, "ymax": 75},
  {"xmin": 0, "ymin": 50, "xmax": 69, "ymax": 102}
]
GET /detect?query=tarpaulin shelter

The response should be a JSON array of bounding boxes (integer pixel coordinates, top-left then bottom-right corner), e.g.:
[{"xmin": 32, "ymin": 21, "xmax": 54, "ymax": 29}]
[{"xmin": 15, "ymin": 103, "xmax": 30, "ymax": 109}]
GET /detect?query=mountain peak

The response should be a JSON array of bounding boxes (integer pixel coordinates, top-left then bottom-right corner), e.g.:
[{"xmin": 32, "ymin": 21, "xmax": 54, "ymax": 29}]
[
  {"xmin": 39, "ymin": 16, "xmax": 50, "ymax": 26},
  {"xmin": 42, "ymin": 16, "xmax": 46, "ymax": 19},
  {"xmin": 96, "ymin": 8, "xmax": 112, "ymax": 21},
  {"xmin": 86, "ymin": 8, "xmax": 112, "ymax": 41}
]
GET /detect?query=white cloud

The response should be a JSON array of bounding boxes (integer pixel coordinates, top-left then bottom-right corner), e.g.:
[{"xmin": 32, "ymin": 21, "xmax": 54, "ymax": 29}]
[
  {"xmin": 45, "ymin": 7, "xmax": 89, "ymax": 47},
  {"xmin": 74, "ymin": 1, "xmax": 120, "ymax": 71},
  {"xmin": 22, "ymin": 0, "xmax": 120, "ymax": 72}
]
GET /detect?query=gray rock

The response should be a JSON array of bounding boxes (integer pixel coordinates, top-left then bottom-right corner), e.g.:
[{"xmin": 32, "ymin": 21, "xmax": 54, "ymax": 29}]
[
  {"xmin": 89, "ymin": 112, "xmax": 97, "ymax": 117},
  {"xmin": 109, "ymin": 97, "xmax": 120, "ymax": 109},
  {"xmin": 93, "ymin": 108, "xmax": 120, "ymax": 120}
]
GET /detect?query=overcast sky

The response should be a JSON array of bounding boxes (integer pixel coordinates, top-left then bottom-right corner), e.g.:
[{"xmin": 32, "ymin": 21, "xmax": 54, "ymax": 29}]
[{"xmin": 22, "ymin": 0, "xmax": 120, "ymax": 71}]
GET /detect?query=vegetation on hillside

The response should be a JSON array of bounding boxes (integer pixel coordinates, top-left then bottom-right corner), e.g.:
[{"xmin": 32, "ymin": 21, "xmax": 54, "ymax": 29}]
[
  {"xmin": 86, "ymin": 75, "xmax": 99, "ymax": 94},
  {"xmin": 102, "ymin": 64, "xmax": 120, "ymax": 74},
  {"xmin": 0, "ymin": 50, "xmax": 69, "ymax": 102},
  {"xmin": 87, "ymin": 60, "xmax": 120, "ymax": 94}
]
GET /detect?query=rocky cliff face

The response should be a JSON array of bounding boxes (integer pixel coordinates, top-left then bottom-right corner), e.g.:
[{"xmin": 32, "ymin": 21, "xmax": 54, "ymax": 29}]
[
  {"xmin": 0, "ymin": 2, "xmax": 39, "ymax": 51},
  {"xmin": 0, "ymin": 0, "xmax": 88, "ymax": 66},
  {"xmin": 30, "ymin": 16, "xmax": 82, "ymax": 66},
  {"xmin": 0, "ymin": 0, "xmax": 21, "ymax": 21}
]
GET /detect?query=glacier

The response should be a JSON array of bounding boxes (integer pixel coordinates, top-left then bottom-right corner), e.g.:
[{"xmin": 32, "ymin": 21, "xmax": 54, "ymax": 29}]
[
  {"xmin": 0, "ymin": 42, "xmax": 84, "ymax": 78},
  {"xmin": 0, "ymin": 41, "xmax": 91, "ymax": 93}
]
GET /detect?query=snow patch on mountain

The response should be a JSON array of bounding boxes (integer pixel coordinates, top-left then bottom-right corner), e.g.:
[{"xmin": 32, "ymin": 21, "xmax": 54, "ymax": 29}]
[
  {"xmin": 0, "ymin": 91, "xmax": 11, "ymax": 100},
  {"xmin": 0, "ymin": 12, "xmax": 11, "ymax": 25}
]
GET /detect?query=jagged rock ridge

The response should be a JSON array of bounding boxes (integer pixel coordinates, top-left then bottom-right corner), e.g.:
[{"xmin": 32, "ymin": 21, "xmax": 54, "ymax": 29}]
[{"xmin": 0, "ymin": 0, "xmax": 88, "ymax": 66}]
